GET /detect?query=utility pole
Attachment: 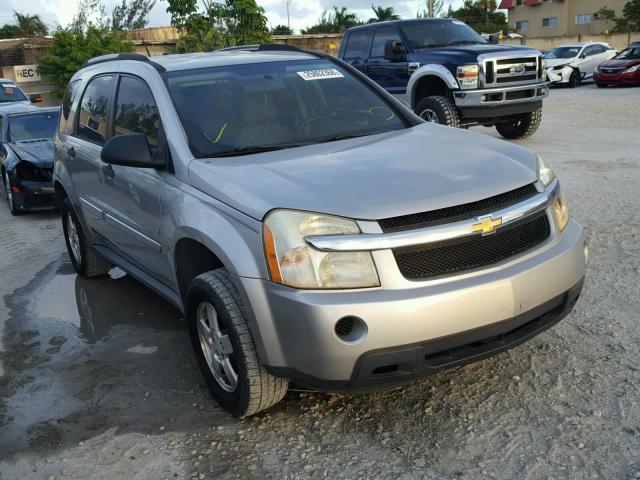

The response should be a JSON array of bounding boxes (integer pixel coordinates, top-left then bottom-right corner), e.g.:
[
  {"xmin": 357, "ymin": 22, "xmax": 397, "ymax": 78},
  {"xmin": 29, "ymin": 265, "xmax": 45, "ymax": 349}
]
[
  {"xmin": 286, "ymin": 0, "xmax": 291, "ymax": 29},
  {"xmin": 428, "ymin": 0, "xmax": 434, "ymax": 17}
]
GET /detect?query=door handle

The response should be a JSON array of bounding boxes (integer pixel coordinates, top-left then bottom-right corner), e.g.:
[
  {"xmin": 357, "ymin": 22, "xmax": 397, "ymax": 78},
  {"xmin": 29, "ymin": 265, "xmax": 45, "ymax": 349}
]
[
  {"xmin": 67, "ymin": 146, "xmax": 75, "ymax": 158},
  {"xmin": 101, "ymin": 164, "xmax": 115, "ymax": 178}
]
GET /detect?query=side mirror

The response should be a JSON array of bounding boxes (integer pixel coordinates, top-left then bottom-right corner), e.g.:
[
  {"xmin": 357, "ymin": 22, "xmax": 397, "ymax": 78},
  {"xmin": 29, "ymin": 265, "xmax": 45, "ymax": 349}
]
[
  {"xmin": 29, "ymin": 93, "xmax": 43, "ymax": 103},
  {"xmin": 580, "ymin": 53, "xmax": 587, "ymax": 59},
  {"xmin": 101, "ymin": 133, "xmax": 164, "ymax": 169},
  {"xmin": 384, "ymin": 40, "xmax": 406, "ymax": 62}
]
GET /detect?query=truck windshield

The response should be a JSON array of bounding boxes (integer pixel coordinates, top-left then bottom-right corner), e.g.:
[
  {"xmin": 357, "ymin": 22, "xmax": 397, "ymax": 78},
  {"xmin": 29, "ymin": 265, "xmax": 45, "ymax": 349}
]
[
  {"xmin": 544, "ymin": 47, "xmax": 581, "ymax": 59},
  {"xmin": 399, "ymin": 19, "xmax": 487, "ymax": 50},
  {"xmin": 0, "ymin": 83, "xmax": 28, "ymax": 103},
  {"xmin": 7, "ymin": 110, "xmax": 60, "ymax": 142},
  {"xmin": 163, "ymin": 59, "xmax": 407, "ymax": 158}
]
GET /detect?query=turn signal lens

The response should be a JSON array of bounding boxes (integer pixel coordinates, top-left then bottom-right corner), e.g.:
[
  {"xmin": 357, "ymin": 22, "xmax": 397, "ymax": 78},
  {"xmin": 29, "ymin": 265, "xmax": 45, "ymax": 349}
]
[
  {"xmin": 552, "ymin": 192, "xmax": 569, "ymax": 232},
  {"xmin": 457, "ymin": 64, "xmax": 479, "ymax": 90}
]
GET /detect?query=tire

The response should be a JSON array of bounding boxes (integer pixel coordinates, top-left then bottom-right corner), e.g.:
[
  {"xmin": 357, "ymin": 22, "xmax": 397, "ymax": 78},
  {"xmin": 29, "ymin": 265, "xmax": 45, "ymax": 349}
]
[
  {"xmin": 414, "ymin": 95, "xmax": 461, "ymax": 128},
  {"xmin": 495, "ymin": 108, "xmax": 542, "ymax": 140},
  {"xmin": 61, "ymin": 197, "xmax": 112, "ymax": 278},
  {"xmin": 3, "ymin": 170, "xmax": 21, "ymax": 216},
  {"xmin": 568, "ymin": 69, "xmax": 581, "ymax": 88},
  {"xmin": 596, "ymin": 82, "xmax": 607, "ymax": 88},
  {"xmin": 186, "ymin": 269, "xmax": 288, "ymax": 417}
]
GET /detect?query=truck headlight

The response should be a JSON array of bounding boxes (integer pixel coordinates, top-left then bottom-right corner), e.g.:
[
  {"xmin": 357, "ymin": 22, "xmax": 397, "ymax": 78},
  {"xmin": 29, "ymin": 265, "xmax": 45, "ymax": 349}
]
[
  {"xmin": 536, "ymin": 155, "xmax": 556, "ymax": 188},
  {"xmin": 552, "ymin": 191, "xmax": 569, "ymax": 231},
  {"xmin": 457, "ymin": 64, "xmax": 479, "ymax": 90},
  {"xmin": 263, "ymin": 210, "xmax": 379, "ymax": 289}
]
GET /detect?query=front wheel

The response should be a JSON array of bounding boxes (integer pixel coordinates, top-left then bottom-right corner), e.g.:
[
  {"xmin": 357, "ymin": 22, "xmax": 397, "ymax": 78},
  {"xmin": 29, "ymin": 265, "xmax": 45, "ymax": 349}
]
[
  {"xmin": 568, "ymin": 69, "xmax": 581, "ymax": 88},
  {"xmin": 187, "ymin": 269, "xmax": 288, "ymax": 417},
  {"xmin": 3, "ymin": 171, "xmax": 21, "ymax": 216},
  {"xmin": 414, "ymin": 95, "xmax": 461, "ymax": 128},
  {"xmin": 495, "ymin": 108, "xmax": 542, "ymax": 140}
]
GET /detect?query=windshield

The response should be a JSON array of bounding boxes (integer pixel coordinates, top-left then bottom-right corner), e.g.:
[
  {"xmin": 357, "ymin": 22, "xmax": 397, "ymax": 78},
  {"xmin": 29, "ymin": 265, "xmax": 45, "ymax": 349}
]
[
  {"xmin": 163, "ymin": 59, "xmax": 407, "ymax": 158},
  {"xmin": 0, "ymin": 82, "xmax": 28, "ymax": 103},
  {"xmin": 615, "ymin": 47, "xmax": 640, "ymax": 60},
  {"xmin": 544, "ymin": 46, "xmax": 581, "ymax": 59},
  {"xmin": 7, "ymin": 110, "xmax": 60, "ymax": 142},
  {"xmin": 399, "ymin": 19, "xmax": 486, "ymax": 50}
]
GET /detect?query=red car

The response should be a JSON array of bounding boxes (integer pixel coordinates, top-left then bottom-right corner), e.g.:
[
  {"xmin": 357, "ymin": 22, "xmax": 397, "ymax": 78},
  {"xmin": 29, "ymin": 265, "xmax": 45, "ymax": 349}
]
[{"xmin": 594, "ymin": 46, "xmax": 640, "ymax": 87}]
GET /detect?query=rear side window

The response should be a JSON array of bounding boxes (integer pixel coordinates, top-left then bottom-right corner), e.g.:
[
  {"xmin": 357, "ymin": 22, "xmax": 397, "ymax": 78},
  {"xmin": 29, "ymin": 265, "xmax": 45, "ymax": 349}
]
[
  {"xmin": 76, "ymin": 75, "xmax": 114, "ymax": 145},
  {"xmin": 370, "ymin": 27, "xmax": 402, "ymax": 59},
  {"xmin": 344, "ymin": 30, "xmax": 369, "ymax": 61},
  {"xmin": 113, "ymin": 76, "xmax": 160, "ymax": 147},
  {"xmin": 59, "ymin": 80, "xmax": 81, "ymax": 133}
]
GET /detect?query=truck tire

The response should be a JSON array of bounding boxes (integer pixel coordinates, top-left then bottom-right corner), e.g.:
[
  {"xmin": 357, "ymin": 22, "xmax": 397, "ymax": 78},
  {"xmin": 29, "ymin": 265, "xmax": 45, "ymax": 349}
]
[
  {"xmin": 414, "ymin": 96, "xmax": 461, "ymax": 128},
  {"xmin": 186, "ymin": 269, "xmax": 288, "ymax": 417},
  {"xmin": 61, "ymin": 197, "xmax": 112, "ymax": 278},
  {"xmin": 568, "ymin": 69, "xmax": 581, "ymax": 88},
  {"xmin": 495, "ymin": 108, "xmax": 542, "ymax": 140}
]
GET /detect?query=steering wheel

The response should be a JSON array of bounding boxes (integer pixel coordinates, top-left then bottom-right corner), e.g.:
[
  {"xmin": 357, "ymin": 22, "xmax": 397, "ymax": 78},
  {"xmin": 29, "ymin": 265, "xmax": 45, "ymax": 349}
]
[{"xmin": 296, "ymin": 116, "xmax": 332, "ymax": 137}]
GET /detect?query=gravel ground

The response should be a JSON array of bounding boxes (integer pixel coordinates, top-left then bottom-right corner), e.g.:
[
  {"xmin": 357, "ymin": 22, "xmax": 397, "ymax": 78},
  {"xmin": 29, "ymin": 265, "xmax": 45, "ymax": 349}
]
[{"xmin": 1, "ymin": 83, "xmax": 639, "ymax": 480}]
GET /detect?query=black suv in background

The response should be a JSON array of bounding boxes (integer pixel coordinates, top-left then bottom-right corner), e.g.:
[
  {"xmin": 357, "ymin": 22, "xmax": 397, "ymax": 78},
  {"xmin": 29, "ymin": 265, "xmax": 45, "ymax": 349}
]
[{"xmin": 338, "ymin": 19, "xmax": 549, "ymax": 139}]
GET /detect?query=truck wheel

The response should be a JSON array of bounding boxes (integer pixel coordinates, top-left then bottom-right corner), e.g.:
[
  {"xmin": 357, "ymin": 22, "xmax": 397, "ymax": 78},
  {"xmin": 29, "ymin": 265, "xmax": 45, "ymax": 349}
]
[
  {"xmin": 186, "ymin": 269, "xmax": 288, "ymax": 417},
  {"xmin": 61, "ymin": 197, "xmax": 112, "ymax": 278},
  {"xmin": 414, "ymin": 96, "xmax": 461, "ymax": 128},
  {"xmin": 568, "ymin": 69, "xmax": 581, "ymax": 88},
  {"xmin": 495, "ymin": 108, "xmax": 542, "ymax": 140}
]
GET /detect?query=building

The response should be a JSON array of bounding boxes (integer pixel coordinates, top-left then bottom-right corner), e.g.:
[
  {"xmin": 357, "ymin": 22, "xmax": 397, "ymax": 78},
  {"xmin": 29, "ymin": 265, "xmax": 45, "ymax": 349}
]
[{"xmin": 499, "ymin": 0, "xmax": 627, "ymax": 38}]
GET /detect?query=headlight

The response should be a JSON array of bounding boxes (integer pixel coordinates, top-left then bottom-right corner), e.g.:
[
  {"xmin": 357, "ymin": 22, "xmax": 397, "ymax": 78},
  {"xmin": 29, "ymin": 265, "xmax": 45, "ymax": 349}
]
[
  {"xmin": 624, "ymin": 65, "xmax": 639, "ymax": 73},
  {"xmin": 263, "ymin": 210, "xmax": 379, "ymax": 289},
  {"xmin": 552, "ymin": 64, "xmax": 567, "ymax": 71},
  {"xmin": 552, "ymin": 191, "xmax": 569, "ymax": 231},
  {"xmin": 457, "ymin": 64, "xmax": 479, "ymax": 90},
  {"xmin": 536, "ymin": 155, "xmax": 556, "ymax": 188}
]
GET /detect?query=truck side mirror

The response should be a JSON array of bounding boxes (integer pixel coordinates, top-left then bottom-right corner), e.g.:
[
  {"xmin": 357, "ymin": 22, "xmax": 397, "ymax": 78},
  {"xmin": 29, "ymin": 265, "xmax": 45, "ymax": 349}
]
[
  {"xmin": 29, "ymin": 93, "xmax": 43, "ymax": 104},
  {"xmin": 384, "ymin": 40, "xmax": 406, "ymax": 62}
]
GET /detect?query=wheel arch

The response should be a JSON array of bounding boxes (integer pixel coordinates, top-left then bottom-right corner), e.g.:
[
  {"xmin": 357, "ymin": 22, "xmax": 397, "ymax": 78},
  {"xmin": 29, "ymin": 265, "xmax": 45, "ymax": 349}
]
[{"xmin": 407, "ymin": 65, "xmax": 459, "ymax": 108}]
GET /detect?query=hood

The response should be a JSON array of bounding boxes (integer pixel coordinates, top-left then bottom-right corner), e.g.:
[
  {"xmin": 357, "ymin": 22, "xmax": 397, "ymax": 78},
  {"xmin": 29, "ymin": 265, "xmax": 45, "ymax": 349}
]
[
  {"xmin": 599, "ymin": 58, "xmax": 640, "ymax": 68},
  {"xmin": 10, "ymin": 140, "xmax": 54, "ymax": 167},
  {"xmin": 545, "ymin": 58, "xmax": 574, "ymax": 68},
  {"xmin": 412, "ymin": 44, "xmax": 538, "ymax": 64},
  {"xmin": 188, "ymin": 124, "xmax": 538, "ymax": 221}
]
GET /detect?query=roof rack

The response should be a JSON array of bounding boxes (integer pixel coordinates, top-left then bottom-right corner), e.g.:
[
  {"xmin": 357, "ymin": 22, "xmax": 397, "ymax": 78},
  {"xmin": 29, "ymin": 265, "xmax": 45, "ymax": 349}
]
[
  {"xmin": 80, "ymin": 53, "xmax": 166, "ymax": 72},
  {"xmin": 217, "ymin": 43, "xmax": 306, "ymax": 53}
]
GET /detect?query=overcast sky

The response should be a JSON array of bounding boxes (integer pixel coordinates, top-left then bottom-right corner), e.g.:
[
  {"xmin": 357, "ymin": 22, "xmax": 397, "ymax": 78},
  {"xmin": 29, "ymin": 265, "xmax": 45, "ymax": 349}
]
[{"xmin": 0, "ymin": 0, "xmax": 464, "ymax": 34}]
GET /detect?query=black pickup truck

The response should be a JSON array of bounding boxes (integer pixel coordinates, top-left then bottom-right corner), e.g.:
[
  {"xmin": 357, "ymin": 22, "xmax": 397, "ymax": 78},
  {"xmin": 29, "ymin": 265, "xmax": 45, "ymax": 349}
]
[{"xmin": 338, "ymin": 19, "xmax": 549, "ymax": 139}]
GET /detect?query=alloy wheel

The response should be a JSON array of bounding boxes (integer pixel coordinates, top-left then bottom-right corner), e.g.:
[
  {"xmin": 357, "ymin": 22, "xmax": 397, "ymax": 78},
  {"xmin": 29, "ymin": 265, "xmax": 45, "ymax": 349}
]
[
  {"xmin": 196, "ymin": 301, "xmax": 238, "ymax": 393},
  {"xmin": 66, "ymin": 212, "xmax": 82, "ymax": 264},
  {"xmin": 419, "ymin": 108, "xmax": 439, "ymax": 123},
  {"xmin": 4, "ymin": 172, "xmax": 13, "ymax": 212}
]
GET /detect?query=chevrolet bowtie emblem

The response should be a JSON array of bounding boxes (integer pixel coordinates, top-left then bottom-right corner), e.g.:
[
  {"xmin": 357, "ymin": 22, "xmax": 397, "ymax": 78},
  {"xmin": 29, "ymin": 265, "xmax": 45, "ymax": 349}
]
[{"xmin": 472, "ymin": 215, "xmax": 503, "ymax": 236}]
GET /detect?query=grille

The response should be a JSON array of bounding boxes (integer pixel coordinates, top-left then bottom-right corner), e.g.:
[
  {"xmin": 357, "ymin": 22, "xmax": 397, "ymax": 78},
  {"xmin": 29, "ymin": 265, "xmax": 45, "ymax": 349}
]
[
  {"xmin": 379, "ymin": 183, "xmax": 538, "ymax": 233},
  {"xmin": 393, "ymin": 211, "xmax": 551, "ymax": 279},
  {"xmin": 335, "ymin": 317, "xmax": 354, "ymax": 338},
  {"xmin": 600, "ymin": 67, "xmax": 623, "ymax": 74},
  {"xmin": 484, "ymin": 55, "xmax": 542, "ymax": 87},
  {"xmin": 497, "ymin": 74, "xmax": 538, "ymax": 84}
]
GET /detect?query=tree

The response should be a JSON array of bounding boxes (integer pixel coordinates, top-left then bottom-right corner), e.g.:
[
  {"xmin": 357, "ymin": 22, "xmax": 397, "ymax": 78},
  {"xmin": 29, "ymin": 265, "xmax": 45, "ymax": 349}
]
[
  {"xmin": 0, "ymin": 11, "xmax": 48, "ymax": 39},
  {"xmin": 69, "ymin": 0, "xmax": 111, "ymax": 32},
  {"xmin": 615, "ymin": 0, "xmax": 640, "ymax": 31},
  {"xmin": 166, "ymin": 0, "xmax": 198, "ymax": 27},
  {"xmin": 302, "ymin": 7, "xmax": 361, "ymax": 34},
  {"xmin": 417, "ymin": 0, "xmax": 447, "ymax": 18},
  {"xmin": 111, "ymin": 0, "xmax": 157, "ymax": 31},
  {"xmin": 272, "ymin": 24, "xmax": 293, "ymax": 35},
  {"xmin": 594, "ymin": 6, "xmax": 617, "ymax": 33},
  {"xmin": 446, "ymin": 0, "xmax": 509, "ymax": 34},
  {"xmin": 368, "ymin": 6, "xmax": 400, "ymax": 23},
  {"xmin": 38, "ymin": 27, "xmax": 134, "ymax": 97}
]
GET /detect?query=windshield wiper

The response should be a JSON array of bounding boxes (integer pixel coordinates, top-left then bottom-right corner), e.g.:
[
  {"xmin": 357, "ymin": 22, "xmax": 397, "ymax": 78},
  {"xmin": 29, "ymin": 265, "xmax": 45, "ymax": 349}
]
[
  {"xmin": 316, "ymin": 130, "xmax": 391, "ymax": 144},
  {"xmin": 203, "ymin": 142, "xmax": 313, "ymax": 158}
]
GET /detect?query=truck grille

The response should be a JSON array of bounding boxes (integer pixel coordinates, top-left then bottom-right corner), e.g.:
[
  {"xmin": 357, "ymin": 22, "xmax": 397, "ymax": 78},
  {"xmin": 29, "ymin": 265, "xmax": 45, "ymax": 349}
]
[
  {"xmin": 392, "ymin": 211, "xmax": 551, "ymax": 280},
  {"xmin": 379, "ymin": 183, "xmax": 538, "ymax": 232},
  {"xmin": 482, "ymin": 54, "xmax": 543, "ymax": 87}
]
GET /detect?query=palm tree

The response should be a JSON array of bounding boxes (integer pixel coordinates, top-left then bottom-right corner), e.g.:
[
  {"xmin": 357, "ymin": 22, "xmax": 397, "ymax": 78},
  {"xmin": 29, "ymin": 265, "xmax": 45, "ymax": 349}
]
[
  {"xmin": 13, "ymin": 11, "xmax": 48, "ymax": 37},
  {"xmin": 331, "ymin": 7, "xmax": 360, "ymax": 31},
  {"xmin": 369, "ymin": 6, "xmax": 400, "ymax": 23}
]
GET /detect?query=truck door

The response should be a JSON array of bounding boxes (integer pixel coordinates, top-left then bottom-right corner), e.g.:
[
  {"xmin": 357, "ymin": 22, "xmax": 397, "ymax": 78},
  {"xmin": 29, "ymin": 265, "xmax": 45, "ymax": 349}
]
[
  {"xmin": 366, "ymin": 26, "xmax": 410, "ymax": 95},
  {"xmin": 341, "ymin": 29, "xmax": 370, "ymax": 74}
]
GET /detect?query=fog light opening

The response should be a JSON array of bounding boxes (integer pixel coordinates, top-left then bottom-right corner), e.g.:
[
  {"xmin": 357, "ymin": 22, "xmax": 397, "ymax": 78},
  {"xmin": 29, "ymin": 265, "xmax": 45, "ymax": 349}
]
[{"xmin": 334, "ymin": 316, "xmax": 367, "ymax": 343}]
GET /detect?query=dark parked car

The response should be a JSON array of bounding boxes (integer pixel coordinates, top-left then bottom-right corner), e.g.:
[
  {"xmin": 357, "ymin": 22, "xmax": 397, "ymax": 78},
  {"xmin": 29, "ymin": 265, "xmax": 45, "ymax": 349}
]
[
  {"xmin": 594, "ymin": 46, "xmax": 640, "ymax": 87},
  {"xmin": 1, "ymin": 106, "xmax": 60, "ymax": 214}
]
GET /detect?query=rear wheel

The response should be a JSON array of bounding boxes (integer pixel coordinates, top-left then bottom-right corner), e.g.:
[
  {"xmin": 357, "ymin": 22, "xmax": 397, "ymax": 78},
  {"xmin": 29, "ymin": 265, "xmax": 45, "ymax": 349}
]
[
  {"xmin": 61, "ymin": 197, "xmax": 112, "ymax": 277},
  {"xmin": 495, "ymin": 108, "xmax": 542, "ymax": 140},
  {"xmin": 414, "ymin": 95, "xmax": 461, "ymax": 128},
  {"xmin": 568, "ymin": 69, "xmax": 581, "ymax": 88},
  {"xmin": 187, "ymin": 269, "xmax": 288, "ymax": 417}
]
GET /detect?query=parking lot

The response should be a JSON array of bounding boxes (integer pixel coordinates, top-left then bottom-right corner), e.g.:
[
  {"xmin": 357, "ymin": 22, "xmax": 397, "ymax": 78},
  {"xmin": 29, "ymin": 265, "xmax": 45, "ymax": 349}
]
[{"xmin": 0, "ymin": 83, "xmax": 638, "ymax": 479}]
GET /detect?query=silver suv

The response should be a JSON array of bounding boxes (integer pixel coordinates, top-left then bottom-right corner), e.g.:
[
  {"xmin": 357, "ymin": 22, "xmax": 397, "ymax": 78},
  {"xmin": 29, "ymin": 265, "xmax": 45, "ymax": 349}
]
[{"xmin": 54, "ymin": 48, "xmax": 587, "ymax": 417}]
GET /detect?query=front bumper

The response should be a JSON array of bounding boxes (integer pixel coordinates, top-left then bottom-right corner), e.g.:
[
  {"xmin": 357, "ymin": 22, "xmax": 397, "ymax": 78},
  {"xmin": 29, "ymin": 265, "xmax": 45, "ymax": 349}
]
[
  {"xmin": 594, "ymin": 70, "xmax": 640, "ymax": 85},
  {"xmin": 13, "ymin": 179, "xmax": 55, "ymax": 211},
  {"xmin": 453, "ymin": 82, "xmax": 548, "ymax": 118},
  {"xmin": 546, "ymin": 66, "xmax": 573, "ymax": 84},
  {"xmin": 239, "ymin": 218, "xmax": 587, "ymax": 391}
]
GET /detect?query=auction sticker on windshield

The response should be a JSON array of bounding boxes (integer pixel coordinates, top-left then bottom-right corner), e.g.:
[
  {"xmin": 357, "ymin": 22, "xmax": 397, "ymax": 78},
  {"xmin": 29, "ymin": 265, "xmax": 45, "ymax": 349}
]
[{"xmin": 297, "ymin": 69, "xmax": 344, "ymax": 81}]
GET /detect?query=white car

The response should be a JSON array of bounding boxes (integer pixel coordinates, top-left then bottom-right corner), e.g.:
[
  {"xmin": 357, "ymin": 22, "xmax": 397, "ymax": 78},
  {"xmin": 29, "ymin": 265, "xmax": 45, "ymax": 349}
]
[{"xmin": 544, "ymin": 43, "xmax": 617, "ymax": 87}]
